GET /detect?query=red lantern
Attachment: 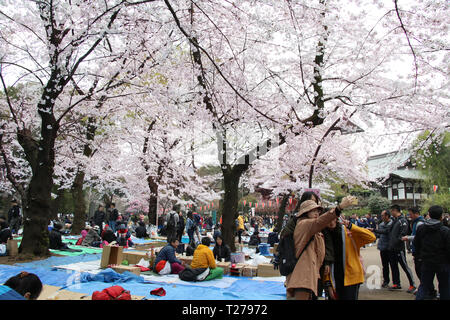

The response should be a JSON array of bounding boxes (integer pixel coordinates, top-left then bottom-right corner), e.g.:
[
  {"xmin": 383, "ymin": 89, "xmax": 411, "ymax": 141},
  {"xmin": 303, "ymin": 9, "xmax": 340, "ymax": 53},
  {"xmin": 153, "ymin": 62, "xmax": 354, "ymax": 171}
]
[
  {"xmin": 289, "ymin": 197, "xmax": 293, "ymax": 205},
  {"xmin": 262, "ymin": 202, "xmax": 265, "ymax": 208},
  {"xmin": 211, "ymin": 202, "xmax": 214, "ymax": 208},
  {"xmin": 276, "ymin": 198, "xmax": 279, "ymax": 206},
  {"xmin": 243, "ymin": 200, "xmax": 247, "ymax": 206},
  {"xmin": 269, "ymin": 201, "xmax": 272, "ymax": 207},
  {"xmin": 249, "ymin": 202, "xmax": 252, "ymax": 207},
  {"xmin": 255, "ymin": 203, "xmax": 258, "ymax": 209}
]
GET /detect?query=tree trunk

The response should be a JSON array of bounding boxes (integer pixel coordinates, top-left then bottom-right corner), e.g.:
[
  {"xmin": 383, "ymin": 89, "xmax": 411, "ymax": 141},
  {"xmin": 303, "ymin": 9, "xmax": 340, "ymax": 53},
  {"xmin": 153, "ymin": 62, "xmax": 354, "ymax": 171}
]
[
  {"xmin": 71, "ymin": 170, "xmax": 86, "ymax": 235},
  {"xmin": 275, "ymin": 194, "xmax": 289, "ymax": 233},
  {"xmin": 19, "ymin": 125, "xmax": 58, "ymax": 256},
  {"xmin": 148, "ymin": 176, "xmax": 158, "ymax": 226},
  {"xmin": 221, "ymin": 167, "xmax": 241, "ymax": 253}
]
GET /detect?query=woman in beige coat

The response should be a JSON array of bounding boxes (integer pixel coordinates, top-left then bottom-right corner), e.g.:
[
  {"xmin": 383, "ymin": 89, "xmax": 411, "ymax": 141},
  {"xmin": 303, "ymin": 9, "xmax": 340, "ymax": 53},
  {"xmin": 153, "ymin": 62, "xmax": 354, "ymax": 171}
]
[{"xmin": 286, "ymin": 196, "xmax": 356, "ymax": 300}]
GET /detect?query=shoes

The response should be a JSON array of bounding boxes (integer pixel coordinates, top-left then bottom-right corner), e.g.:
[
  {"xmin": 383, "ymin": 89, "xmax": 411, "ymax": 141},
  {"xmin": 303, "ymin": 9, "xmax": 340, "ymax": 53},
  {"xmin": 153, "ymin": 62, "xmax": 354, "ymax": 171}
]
[
  {"xmin": 407, "ymin": 286, "xmax": 416, "ymax": 293},
  {"xmin": 382, "ymin": 282, "xmax": 389, "ymax": 288},
  {"xmin": 389, "ymin": 284, "xmax": 402, "ymax": 290}
]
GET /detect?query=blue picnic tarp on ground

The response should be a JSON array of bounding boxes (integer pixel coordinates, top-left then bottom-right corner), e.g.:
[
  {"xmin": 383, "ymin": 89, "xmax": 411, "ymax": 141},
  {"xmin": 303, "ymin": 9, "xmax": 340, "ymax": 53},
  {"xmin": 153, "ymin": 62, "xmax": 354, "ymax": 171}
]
[{"xmin": 1, "ymin": 253, "xmax": 286, "ymax": 300}]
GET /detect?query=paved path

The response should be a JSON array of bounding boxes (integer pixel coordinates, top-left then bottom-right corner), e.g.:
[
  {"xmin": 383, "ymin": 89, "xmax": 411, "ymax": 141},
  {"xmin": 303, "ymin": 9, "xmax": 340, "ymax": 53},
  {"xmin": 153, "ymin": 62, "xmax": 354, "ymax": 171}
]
[{"xmin": 359, "ymin": 243, "xmax": 421, "ymax": 300}]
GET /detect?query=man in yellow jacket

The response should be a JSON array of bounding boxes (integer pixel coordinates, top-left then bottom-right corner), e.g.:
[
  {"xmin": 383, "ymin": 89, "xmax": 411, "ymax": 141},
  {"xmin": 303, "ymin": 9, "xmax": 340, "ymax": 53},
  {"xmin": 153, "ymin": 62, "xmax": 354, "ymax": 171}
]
[
  {"xmin": 191, "ymin": 237, "xmax": 224, "ymax": 281},
  {"xmin": 236, "ymin": 213, "xmax": 245, "ymax": 244}
]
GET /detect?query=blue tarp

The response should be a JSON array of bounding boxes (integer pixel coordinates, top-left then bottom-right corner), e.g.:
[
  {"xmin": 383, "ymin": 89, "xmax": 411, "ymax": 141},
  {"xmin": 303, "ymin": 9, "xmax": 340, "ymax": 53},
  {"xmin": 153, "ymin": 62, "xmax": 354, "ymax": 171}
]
[{"xmin": 1, "ymin": 254, "xmax": 286, "ymax": 300}]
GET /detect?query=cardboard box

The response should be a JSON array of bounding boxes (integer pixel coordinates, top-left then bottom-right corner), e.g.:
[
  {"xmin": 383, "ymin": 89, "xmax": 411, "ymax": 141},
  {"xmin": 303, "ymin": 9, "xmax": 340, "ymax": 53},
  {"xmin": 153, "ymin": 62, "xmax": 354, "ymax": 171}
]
[
  {"xmin": 177, "ymin": 255, "xmax": 194, "ymax": 266},
  {"xmin": 7, "ymin": 239, "xmax": 19, "ymax": 257},
  {"xmin": 242, "ymin": 266, "xmax": 258, "ymax": 277},
  {"xmin": 123, "ymin": 251, "xmax": 149, "ymax": 265},
  {"xmin": 100, "ymin": 245, "xmax": 124, "ymax": 268},
  {"xmin": 216, "ymin": 261, "xmax": 231, "ymax": 275},
  {"xmin": 229, "ymin": 263, "xmax": 245, "ymax": 276},
  {"xmin": 257, "ymin": 263, "xmax": 281, "ymax": 277},
  {"xmin": 111, "ymin": 265, "xmax": 141, "ymax": 275}
]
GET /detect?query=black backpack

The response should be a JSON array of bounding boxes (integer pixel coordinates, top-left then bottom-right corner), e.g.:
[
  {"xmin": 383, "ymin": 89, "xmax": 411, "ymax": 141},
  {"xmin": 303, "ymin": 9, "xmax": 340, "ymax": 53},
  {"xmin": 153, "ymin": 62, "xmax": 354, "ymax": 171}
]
[
  {"xmin": 167, "ymin": 212, "xmax": 176, "ymax": 229},
  {"xmin": 274, "ymin": 231, "xmax": 314, "ymax": 276}
]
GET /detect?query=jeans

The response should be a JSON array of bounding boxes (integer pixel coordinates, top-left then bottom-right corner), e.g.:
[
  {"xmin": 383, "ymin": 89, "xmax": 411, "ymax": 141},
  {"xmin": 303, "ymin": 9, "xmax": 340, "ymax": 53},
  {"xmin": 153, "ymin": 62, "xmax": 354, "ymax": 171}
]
[
  {"xmin": 390, "ymin": 250, "xmax": 415, "ymax": 287},
  {"xmin": 416, "ymin": 263, "xmax": 450, "ymax": 300},
  {"xmin": 109, "ymin": 220, "xmax": 116, "ymax": 233}
]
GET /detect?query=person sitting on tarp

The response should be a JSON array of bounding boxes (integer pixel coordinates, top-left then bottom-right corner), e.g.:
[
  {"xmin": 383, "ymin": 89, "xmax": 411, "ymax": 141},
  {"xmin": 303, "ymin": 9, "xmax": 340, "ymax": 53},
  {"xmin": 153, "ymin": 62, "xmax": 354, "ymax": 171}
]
[
  {"xmin": 0, "ymin": 272, "xmax": 42, "ymax": 300},
  {"xmin": 82, "ymin": 225, "xmax": 102, "ymax": 247},
  {"xmin": 190, "ymin": 237, "xmax": 224, "ymax": 281},
  {"xmin": 154, "ymin": 237, "xmax": 186, "ymax": 275},
  {"xmin": 49, "ymin": 223, "xmax": 70, "ymax": 250},
  {"xmin": 102, "ymin": 226, "xmax": 116, "ymax": 245},
  {"xmin": 75, "ymin": 229, "xmax": 88, "ymax": 246},
  {"xmin": 268, "ymin": 228, "xmax": 279, "ymax": 247},
  {"xmin": 248, "ymin": 230, "xmax": 261, "ymax": 246},
  {"xmin": 213, "ymin": 235, "xmax": 231, "ymax": 262},
  {"xmin": 135, "ymin": 221, "xmax": 149, "ymax": 239},
  {"xmin": 0, "ymin": 221, "xmax": 12, "ymax": 245},
  {"xmin": 116, "ymin": 224, "xmax": 134, "ymax": 248}
]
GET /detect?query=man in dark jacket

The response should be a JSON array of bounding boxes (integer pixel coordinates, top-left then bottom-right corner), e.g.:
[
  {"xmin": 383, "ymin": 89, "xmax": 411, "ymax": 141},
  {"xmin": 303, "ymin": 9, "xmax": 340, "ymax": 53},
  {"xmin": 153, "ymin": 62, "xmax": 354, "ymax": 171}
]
[
  {"xmin": 107, "ymin": 203, "xmax": 119, "ymax": 233},
  {"xmin": 403, "ymin": 207, "xmax": 427, "ymax": 293},
  {"xmin": 49, "ymin": 223, "xmax": 70, "ymax": 250},
  {"xmin": 388, "ymin": 205, "xmax": 416, "ymax": 292},
  {"xmin": 93, "ymin": 205, "xmax": 106, "ymax": 230},
  {"xmin": 372, "ymin": 210, "xmax": 394, "ymax": 288},
  {"xmin": 414, "ymin": 205, "xmax": 450, "ymax": 300},
  {"xmin": 0, "ymin": 221, "xmax": 12, "ymax": 244},
  {"xmin": 7, "ymin": 200, "xmax": 21, "ymax": 235}
]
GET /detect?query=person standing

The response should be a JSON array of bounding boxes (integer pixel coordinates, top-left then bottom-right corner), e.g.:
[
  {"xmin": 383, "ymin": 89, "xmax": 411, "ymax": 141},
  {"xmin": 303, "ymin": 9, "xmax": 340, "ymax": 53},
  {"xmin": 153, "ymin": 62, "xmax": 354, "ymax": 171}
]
[
  {"xmin": 286, "ymin": 196, "xmax": 357, "ymax": 300},
  {"xmin": 177, "ymin": 211, "xmax": 185, "ymax": 242},
  {"xmin": 186, "ymin": 211, "xmax": 196, "ymax": 246},
  {"xmin": 388, "ymin": 204, "xmax": 416, "ymax": 293},
  {"xmin": 402, "ymin": 207, "xmax": 427, "ymax": 295},
  {"xmin": 107, "ymin": 203, "xmax": 119, "ymax": 233},
  {"xmin": 7, "ymin": 199, "xmax": 21, "ymax": 235},
  {"xmin": 236, "ymin": 213, "xmax": 245, "ymax": 244},
  {"xmin": 371, "ymin": 210, "xmax": 394, "ymax": 288},
  {"xmin": 414, "ymin": 205, "xmax": 450, "ymax": 300},
  {"xmin": 93, "ymin": 205, "xmax": 106, "ymax": 230},
  {"xmin": 165, "ymin": 207, "xmax": 179, "ymax": 242}
]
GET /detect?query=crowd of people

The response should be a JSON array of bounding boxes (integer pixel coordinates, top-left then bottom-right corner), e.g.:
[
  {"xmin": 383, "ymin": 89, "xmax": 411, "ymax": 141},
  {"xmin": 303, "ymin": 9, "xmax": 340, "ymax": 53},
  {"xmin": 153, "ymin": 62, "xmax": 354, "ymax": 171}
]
[{"xmin": 0, "ymin": 194, "xmax": 448, "ymax": 301}]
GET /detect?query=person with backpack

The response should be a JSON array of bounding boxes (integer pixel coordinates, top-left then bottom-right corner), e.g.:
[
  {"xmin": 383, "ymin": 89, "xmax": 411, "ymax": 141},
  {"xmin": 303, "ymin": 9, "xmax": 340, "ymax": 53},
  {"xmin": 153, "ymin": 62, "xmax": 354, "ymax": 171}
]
[
  {"xmin": 285, "ymin": 195, "xmax": 357, "ymax": 300},
  {"xmin": 166, "ymin": 207, "xmax": 179, "ymax": 242},
  {"xmin": 414, "ymin": 205, "xmax": 450, "ymax": 300}
]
